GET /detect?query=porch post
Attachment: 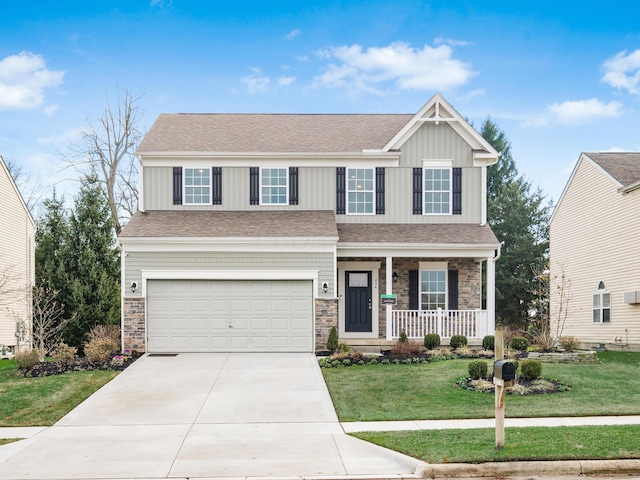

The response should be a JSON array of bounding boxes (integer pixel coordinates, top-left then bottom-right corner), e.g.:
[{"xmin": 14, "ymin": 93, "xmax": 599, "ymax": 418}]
[
  {"xmin": 486, "ymin": 255, "xmax": 496, "ymax": 334},
  {"xmin": 386, "ymin": 256, "xmax": 392, "ymax": 340}
]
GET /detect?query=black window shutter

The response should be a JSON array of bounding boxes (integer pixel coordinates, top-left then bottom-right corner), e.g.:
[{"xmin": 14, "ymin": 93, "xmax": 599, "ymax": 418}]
[
  {"xmin": 413, "ymin": 168, "xmax": 423, "ymax": 214},
  {"xmin": 211, "ymin": 167, "xmax": 222, "ymax": 205},
  {"xmin": 173, "ymin": 167, "xmax": 183, "ymax": 205},
  {"xmin": 448, "ymin": 270, "xmax": 459, "ymax": 310},
  {"xmin": 409, "ymin": 270, "xmax": 419, "ymax": 310},
  {"xmin": 289, "ymin": 167, "xmax": 299, "ymax": 205},
  {"xmin": 452, "ymin": 167, "xmax": 462, "ymax": 215},
  {"xmin": 249, "ymin": 167, "xmax": 259, "ymax": 205},
  {"xmin": 336, "ymin": 167, "xmax": 346, "ymax": 214},
  {"xmin": 375, "ymin": 167, "xmax": 385, "ymax": 214}
]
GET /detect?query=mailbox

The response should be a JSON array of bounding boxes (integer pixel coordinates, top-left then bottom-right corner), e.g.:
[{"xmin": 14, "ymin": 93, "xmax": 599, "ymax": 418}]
[{"xmin": 493, "ymin": 360, "xmax": 516, "ymax": 381}]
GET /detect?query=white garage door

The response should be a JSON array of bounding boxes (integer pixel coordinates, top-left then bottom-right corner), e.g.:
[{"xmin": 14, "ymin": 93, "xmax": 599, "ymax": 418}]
[{"xmin": 147, "ymin": 279, "xmax": 314, "ymax": 353}]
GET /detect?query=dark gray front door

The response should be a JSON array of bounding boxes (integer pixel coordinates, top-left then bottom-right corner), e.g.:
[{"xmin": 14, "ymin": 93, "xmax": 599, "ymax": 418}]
[{"xmin": 345, "ymin": 271, "xmax": 372, "ymax": 332}]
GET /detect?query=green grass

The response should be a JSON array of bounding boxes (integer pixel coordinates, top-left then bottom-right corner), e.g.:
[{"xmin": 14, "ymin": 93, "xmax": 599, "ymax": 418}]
[
  {"xmin": 0, "ymin": 359, "xmax": 118, "ymax": 427},
  {"xmin": 597, "ymin": 351, "xmax": 640, "ymax": 366},
  {"xmin": 321, "ymin": 353, "xmax": 640, "ymax": 421},
  {"xmin": 353, "ymin": 425, "xmax": 640, "ymax": 463}
]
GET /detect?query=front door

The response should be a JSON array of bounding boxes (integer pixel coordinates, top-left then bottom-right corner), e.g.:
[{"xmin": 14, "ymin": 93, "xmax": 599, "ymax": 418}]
[{"xmin": 345, "ymin": 271, "xmax": 372, "ymax": 332}]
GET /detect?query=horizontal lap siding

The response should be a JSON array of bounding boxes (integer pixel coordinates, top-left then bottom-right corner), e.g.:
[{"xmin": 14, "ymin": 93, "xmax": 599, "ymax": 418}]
[{"xmin": 550, "ymin": 159, "xmax": 640, "ymax": 345}]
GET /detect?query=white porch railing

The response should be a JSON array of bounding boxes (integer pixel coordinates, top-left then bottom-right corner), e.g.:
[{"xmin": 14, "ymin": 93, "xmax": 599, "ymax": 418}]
[{"xmin": 391, "ymin": 309, "xmax": 489, "ymax": 340}]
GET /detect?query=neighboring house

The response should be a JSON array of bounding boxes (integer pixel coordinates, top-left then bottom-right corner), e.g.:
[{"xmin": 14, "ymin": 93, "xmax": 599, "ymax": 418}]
[
  {"xmin": 0, "ymin": 156, "xmax": 35, "ymax": 356},
  {"xmin": 550, "ymin": 152, "xmax": 640, "ymax": 350},
  {"xmin": 118, "ymin": 94, "xmax": 501, "ymax": 353}
]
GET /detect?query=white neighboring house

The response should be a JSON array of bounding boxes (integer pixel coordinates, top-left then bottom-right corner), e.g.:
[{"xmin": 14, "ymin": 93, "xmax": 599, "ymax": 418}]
[
  {"xmin": 550, "ymin": 152, "xmax": 640, "ymax": 350},
  {"xmin": 0, "ymin": 156, "xmax": 36, "ymax": 356}
]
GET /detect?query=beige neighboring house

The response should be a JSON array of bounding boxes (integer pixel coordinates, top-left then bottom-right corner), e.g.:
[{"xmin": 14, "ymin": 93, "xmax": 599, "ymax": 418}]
[
  {"xmin": 0, "ymin": 156, "xmax": 36, "ymax": 357},
  {"xmin": 550, "ymin": 152, "xmax": 640, "ymax": 350}
]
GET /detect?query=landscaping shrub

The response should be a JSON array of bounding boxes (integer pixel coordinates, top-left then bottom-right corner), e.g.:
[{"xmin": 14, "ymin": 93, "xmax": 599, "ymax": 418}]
[
  {"xmin": 84, "ymin": 337, "xmax": 119, "ymax": 362},
  {"xmin": 15, "ymin": 349, "xmax": 40, "ymax": 369},
  {"xmin": 559, "ymin": 336, "xmax": 580, "ymax": 352},
  {"xmin": 391, "ymin": 340, "xmax": 423, "ymax": 356},
  {"xmin": 326, "ymin": 326, "xmax": 339, "ymax": 352},
  {"xmin": 424, "ymin": 333, "xmax": 441, "ymax": 350},
  {"xmin": 52, "ymin": 343, "xmax": 77, "ymax": 363},
  {"xmin": 468, "ymin": 360, "xmax": 488, "ymax": 380},
  {"xmin": 88, "ymin": 324, "xmax": 121, "ymax": 343},
  {"xmin": 510, "ymin": 336, "xmax": 529, "ymax": 352},
  {"xmin": 449, "ymin": 335, "xmax": 468, "ymax": 349},
  {"xmin": 399, "ymin": 330, "xmax": 408, "ymax": 343},
  {"xmin": 520, "ymin": 359, "xmax": 542, "ymax": 380},
  {"xmin": 482, "ymin": 335, "xmax": 495, "ymax": 351}
]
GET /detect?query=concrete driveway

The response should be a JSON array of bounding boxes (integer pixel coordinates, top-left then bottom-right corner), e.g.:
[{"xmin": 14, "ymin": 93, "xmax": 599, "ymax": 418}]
[{"xmin": 0, "ymin": 353, "xmax": 424, "ymax": 479}]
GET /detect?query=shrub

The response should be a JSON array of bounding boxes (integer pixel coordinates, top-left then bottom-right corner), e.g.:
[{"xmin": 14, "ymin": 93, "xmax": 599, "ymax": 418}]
[
  {"xmin": 84, "ymin": 337, "xmax": 119, "ymax": 362},
  {"xmin": 482, "ymin": 335, "xmax": 495, "ymax": 351},
  {"xmin": 510, "ymin": 336, "xmax": 529, "ymax": 352},
  {"xmin": 399, "ymin": 330, "xmax": 408, "ymax": 343},
  {"xmin": 468, "ymin": 360, "xmax": 488, "ymax": 380},
  {"xmin": 326, "ymin": 326, "xmax": 339, "ymax": 352},
  {"xmin": 449, "ymin": 335, "xmax": 468, "ymax": 349},
  {"xmin": 88, "ymin": 324, "xmax": 121, "ymax": 343},
  {"xmin": 559, "ymin": 336, "xmax": 580, "ymax": 352},
  {"xmin": 52, "ymin": 343, "xmax": 77, "ymax": 363},
  {"xmin": 391, "ymin": 340, "xmax": 423, "ymax": 356},
  {"xmin": 15, "ymin": 349, "xmax": 40, "ymax": 369},
  {"xmin": 454, "ymin": 345, "xmax": 475, "ymax": 357},
  {"xmin": 520, "ymin": 359, "xmax": 542, "ymax": 380},
  {"xmin": 424, "ymin": 333, "xmax": 441, "ymax": 350}
]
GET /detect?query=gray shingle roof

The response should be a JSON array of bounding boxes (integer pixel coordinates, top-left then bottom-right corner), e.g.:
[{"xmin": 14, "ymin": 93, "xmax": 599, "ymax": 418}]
[
  {"xmin": 586, "ymin": 152, "xmax": 640, "ymax": 188},
  {"xmin": 137, "ymin": 113, "xmax": 413, "ymax": 153},
  {"xmin": 337, "ymin": 223, "xmax": 499, "ymax": 245},
  {"xmin": 120, "ymin": 210, "xmax": 339, "ymax": 239}
]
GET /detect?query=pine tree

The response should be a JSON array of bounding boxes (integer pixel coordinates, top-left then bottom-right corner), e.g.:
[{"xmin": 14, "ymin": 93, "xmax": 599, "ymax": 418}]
[{"xmin": 481, "ymin": 119, "xmax": 550, "ymax": 330}]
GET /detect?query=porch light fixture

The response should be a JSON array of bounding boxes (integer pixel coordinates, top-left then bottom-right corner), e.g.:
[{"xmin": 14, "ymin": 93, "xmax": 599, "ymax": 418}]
[
  {"xmin": 322, "ymin": 282, "xmax": 329, "ymax": 293},
  {"xmin": 393, "ymin": 272, "xmax": 398, "ymax": 283},
  {"xmin": 130, "ymin": 281, "xmax": 137, "ymax": 293}
]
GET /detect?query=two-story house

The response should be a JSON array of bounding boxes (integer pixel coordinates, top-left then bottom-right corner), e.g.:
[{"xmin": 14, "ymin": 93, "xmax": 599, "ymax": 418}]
[
  {"xmin": 118, "ymin": 94, "xmax": 501, "ymax": 353},
  {"xmin": 550, "ymin": 152, "xmax": 640, "ymax": 350},
  {"xmin": 0, "ymin": 155, "xmax": 35, "ymax": 357}
]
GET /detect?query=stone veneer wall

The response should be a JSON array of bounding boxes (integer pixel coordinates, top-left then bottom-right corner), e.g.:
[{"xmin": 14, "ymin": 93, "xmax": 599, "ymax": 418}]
[
  {"xmin": 123, "ymin": 297, "xmax": 146, "ymax": 352},
  {"xmin": 315, "ymin": 298, "xmax": 338, "ymax": 351}
]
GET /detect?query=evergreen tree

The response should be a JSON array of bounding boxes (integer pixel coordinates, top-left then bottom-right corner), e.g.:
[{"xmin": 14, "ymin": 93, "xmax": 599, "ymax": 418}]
[
  {"xmin": 481, "ymin": 119, "xmax": 550, "ymax": 330},
  {"xmin": 63, "ymin": 173, "xmax": 120, "ymax": 348}
]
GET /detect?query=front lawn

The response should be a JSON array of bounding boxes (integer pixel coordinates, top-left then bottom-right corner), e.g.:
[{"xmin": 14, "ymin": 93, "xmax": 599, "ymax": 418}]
[
  {"xmin": 321, "ymin": 352, "xmax": 640, "ymax": 421},
  {"xmin": 0, "ymin": 359, "xmax": 118, "ymax": 427}
]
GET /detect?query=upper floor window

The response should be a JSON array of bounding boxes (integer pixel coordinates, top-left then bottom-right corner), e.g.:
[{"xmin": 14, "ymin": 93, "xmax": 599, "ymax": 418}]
[
  {"xmin": 420, "ymin": 269, "xmax": 446, "ymax": 310},
  {"xmin": 184, "ymin": 168, "xmax": 211, "ymax": 204},
  {"xmin": 261, "ymin": 168, "xmax": 288, "ymax": 205},
  {"xmin": 347, "ymin": 168, "xmax": 374, "ymax": 214},
  {"xmin": 593, "ymin": 282, "xmax": 611, "ymax": 323},
  {"xmin": 424, "ymin": 167, "xmax": 451, "ymax": 214}
]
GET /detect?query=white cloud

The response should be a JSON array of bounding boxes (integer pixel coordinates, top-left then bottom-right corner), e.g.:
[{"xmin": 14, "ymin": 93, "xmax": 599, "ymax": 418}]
[
  {"xmin": 37, "ymin": 126, "xmax": 85, "ymax": 146},
  {"xmin": 0, "ymin": 52, "xmax": 64, "ymax": 110},
  {"xmin": 434, "ymin": 37, "xmax": 471, "ymax": 47},
  {"xmin": 602, "ymin": 49, "xmax": 640, "ymax": 94},
  {"xmin": 241, "ymin": 68, "xmax": 270, "ymax": 93},
  {"xmin": 295, "ymin": 55, "xmax": 309, "ymax": 62},
  {"xmin": 313, "ymin": 41, "xmax": 475, "ymax": 94},
  {"xmin": 285, "ymin": 28, "xmax": 301, "ymax": 40},
  {"xmin": 547, "ymin": 99, "xmax": 623, "ymax": 126},
  {"xmin": 278, "ymin": 76, "xmax": 296, "ymax": 87}
]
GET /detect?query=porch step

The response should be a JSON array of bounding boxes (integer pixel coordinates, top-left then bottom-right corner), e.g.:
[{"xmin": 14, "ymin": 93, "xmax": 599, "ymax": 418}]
[{"xmin": 340, "ymin": 339, "xmax": 395, "ymax": 354}]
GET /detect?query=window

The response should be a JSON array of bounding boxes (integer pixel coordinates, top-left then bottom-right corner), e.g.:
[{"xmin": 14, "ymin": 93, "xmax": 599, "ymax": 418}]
[
  {"xmin": 593, "ymin": 283, "xmax": 611, "ymax": 323},
  {"xmin": 261, "ymin": 168, "xmax": 288, "ymax": 204},
  {"xmin": 424, "ymin": 168, "xmax": 451, "ymax": 214},
  {"xmin": 347, "ymin": 168, "xmax": 374, "ymax": 214},
  {"xmin": 184, "ymin": 168, "xmax": 211, "ymax": 204},
  {"xmin": 420, "ymin": 270, "xmax": 446, "ymax": 310}
]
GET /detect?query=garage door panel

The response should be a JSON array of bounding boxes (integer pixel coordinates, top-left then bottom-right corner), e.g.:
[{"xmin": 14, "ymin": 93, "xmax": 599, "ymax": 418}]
[{"xmin": 147, "ymin": 279, "xmax": 313, "ymax": 353}]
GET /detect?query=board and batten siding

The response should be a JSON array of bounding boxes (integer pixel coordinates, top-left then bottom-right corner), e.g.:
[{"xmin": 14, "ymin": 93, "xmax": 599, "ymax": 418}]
[
  {"xmin": 550, "ymin": 158, "xmax": 640, "ymax": 347},
  {"xmin": 124, "ymin": 251, "xmax": 335, "ymax": 297},
  {"xmin": 0, "ymin": 161, "xmax": 35, "ymax": 348},
  {"xmin": 399, "ymin": 122, "xmax": 475, "ymax": 168}
]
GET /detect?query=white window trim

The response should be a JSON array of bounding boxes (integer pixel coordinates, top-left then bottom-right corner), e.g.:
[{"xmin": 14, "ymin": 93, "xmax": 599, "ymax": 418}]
[
  {"xmin": 346, "ymin": 167, "xmax": 376, "ymax": 215},
  {"xmin": 259, "ymin": 167, "xmax": 289, "ymax": 206},
  {"xmin": 423, "ymin": 165, "xmax": 452, "ymax": 216},
  {"xmin": 592, "ymin": 290, "xmax": 611, "ymax": 324},
  {"xmin": 183, "ymin": 167, "xmax": 211, "ymax": 205},
  {"xmin": 419, "ymin": 266, "xmax": 448, "ymax": 311}
]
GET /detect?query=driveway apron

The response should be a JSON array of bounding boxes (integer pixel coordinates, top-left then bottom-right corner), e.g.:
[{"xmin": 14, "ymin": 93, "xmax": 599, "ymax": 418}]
[{"xmin": 0, "ymin": 353, "xmax": 423, "ymax": 479}]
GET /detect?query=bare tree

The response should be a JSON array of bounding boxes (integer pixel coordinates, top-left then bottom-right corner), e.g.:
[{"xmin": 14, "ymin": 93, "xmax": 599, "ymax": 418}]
[
  {"xmin": 530, "ymin": 265, "xmax": 572, "ymax": 351},
  {"xmin": 65, "ymin": 88, "xmax": 144, "ymax": 234},
  {"xmin": 4, "ymin": 159, "xmax": 42, "ymax": 215}
]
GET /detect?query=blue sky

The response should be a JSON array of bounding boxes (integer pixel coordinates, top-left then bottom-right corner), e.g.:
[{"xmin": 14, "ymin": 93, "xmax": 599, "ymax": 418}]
[{"xmin": 2, "ymin": 1, "xmax": 640, "ymax": 209}]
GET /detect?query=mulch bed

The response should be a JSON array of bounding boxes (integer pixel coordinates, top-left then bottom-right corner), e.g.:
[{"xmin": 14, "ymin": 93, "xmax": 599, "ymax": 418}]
[
  {"xmin": 456, "ymin": 375, "xmax": 572, "ymax": 395},
  {"xmin": 18, "ymin": 352, "xmax": 142, "ymax": 377}
]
